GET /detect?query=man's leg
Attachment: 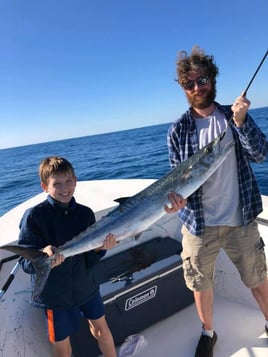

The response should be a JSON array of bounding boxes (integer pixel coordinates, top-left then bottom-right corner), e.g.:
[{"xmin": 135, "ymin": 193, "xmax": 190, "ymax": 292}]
[
  {"xmin": 251, "ymin": 277, "xmax": 268, "ymax": 320},
  {"xmin": 194, "ymin": 288, "xmax": 214, "ymax": 330},
  {"xmin": 180, "ymin": 226, "xmax": 220, "ymax": 357},
  {"xmin": 224, "ymin": 224, "xmax": 268, "ymax": 331}
]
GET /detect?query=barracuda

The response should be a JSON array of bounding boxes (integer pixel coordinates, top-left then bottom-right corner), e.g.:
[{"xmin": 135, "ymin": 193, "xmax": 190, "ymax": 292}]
[{"xmin": 0, "ymin": 132, "xmax": 234, "ymax": 299}]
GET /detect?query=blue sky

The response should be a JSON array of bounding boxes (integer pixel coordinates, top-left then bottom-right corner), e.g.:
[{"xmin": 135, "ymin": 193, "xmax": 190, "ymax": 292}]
[{"xmin": 1, "ymin": 0, "xmax": 268, "ymax": 149}]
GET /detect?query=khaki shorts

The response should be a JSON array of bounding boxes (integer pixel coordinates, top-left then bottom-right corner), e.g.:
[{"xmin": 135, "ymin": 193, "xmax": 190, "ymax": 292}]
[{"xmin": 181, "ymin": 221, "xmax": 267, "ymax": 291}]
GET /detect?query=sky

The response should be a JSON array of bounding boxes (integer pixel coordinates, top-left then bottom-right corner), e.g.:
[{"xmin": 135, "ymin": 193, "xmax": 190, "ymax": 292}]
[{"xmin": 0, "ymin": 0, "xmax": 268, "ymax": 149}]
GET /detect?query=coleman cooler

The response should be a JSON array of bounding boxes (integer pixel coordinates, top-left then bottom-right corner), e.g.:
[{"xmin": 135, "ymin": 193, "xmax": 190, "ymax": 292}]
[{"xmin": 71, "ymin": 237, "xmax": 194, "ymax": 356}]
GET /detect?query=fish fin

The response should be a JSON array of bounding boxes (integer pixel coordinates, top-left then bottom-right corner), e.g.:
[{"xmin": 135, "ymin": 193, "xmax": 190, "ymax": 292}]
[
  {"xmin": 134, "ymin": 233, "xmax": 143, "ymax": 241},
  {"xmin": 0, "ymin": 244, "xmax": 51, "ymax": 299},
  {"xmin": 31, "ymin": 255, "xmax": 51, "ymax": 299},
  {"xmin": 114, "ymin": 197, "xmax": 130, "ymax": 204}
]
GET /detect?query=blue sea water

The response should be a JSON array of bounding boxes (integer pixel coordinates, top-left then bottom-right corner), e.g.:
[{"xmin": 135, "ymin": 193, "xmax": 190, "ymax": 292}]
[{"xmin": 0, "ymin": 106, "xmax": 268, "ymax": 217}]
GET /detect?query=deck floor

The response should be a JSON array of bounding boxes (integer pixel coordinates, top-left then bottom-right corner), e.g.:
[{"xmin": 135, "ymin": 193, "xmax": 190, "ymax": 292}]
[{"xmin": 112, "ymin": 296, "xmax": 268, "ymax": 357}]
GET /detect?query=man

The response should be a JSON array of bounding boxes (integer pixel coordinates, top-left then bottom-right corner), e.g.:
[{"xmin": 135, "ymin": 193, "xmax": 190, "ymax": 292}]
[{"xmin": 166, "ymin": 46, "xmax": 268, "ymax": 357}]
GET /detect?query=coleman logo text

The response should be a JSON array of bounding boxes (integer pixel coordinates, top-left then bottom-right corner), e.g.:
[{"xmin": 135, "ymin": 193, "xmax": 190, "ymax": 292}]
[{"xmin": 125, "ymin": 286, "xmax": 157, "ymax": 311}]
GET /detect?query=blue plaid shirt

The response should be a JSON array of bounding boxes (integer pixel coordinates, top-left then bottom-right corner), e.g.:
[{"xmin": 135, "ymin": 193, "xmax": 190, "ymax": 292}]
[{"xmin": 167, "ymin": 102, "xmax": 268, "ymax": 236}]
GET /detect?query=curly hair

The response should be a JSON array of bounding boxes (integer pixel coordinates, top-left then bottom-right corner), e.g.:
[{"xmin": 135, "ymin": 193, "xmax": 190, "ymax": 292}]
[{"xmin": 176, "ymin": 45, "xmax": 219, "ymax": 87}]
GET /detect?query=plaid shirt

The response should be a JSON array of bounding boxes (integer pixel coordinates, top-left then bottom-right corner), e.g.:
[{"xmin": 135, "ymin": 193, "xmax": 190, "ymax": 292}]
[{"xmin": 167, "ymin": 102, "xmax": 268, "ymax": 236}]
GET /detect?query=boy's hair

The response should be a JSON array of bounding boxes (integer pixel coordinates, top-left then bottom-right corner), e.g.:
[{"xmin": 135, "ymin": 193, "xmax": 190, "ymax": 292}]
[
  {"xmin": 175, "ymin": 45, "xmax": 219, "ymax": 86},
  {"xmin": 39, "ymin": 156, "xmax": 75, "ymax": 184}
]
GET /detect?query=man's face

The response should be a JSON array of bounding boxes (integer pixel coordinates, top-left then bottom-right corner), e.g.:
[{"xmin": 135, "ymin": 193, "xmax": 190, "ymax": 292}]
[{"xmin": 182, "ymin": 71, "xmax": 216, "ymax": 109}]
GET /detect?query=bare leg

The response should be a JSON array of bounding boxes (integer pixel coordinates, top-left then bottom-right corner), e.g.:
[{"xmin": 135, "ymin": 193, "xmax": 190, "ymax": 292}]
[
  {"xmin": 194, "ymin": 288, "xmax": 214, "ymax": 330},
  {"xmin": 52, "ymin": 337, "xmax": 72, "ymax": 357},
  {"xmin": 251, "ymin": 277, "xmax": 268, "ymax": 320},
  {"xmin": 89, "ymin": 316, "xmax": 117, "ymax": 357}
]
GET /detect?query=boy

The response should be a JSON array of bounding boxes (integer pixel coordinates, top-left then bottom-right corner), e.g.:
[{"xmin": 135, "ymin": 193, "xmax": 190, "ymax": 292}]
[{"xmin": 19, "ymin": 156, "xmax": 117, "ymax": 357}]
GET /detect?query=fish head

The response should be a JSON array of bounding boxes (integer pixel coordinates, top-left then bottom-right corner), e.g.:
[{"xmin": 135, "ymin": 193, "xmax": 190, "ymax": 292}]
[{"xmin": 197, "ymin": 132, "xmax": 234, "ymax": 170}]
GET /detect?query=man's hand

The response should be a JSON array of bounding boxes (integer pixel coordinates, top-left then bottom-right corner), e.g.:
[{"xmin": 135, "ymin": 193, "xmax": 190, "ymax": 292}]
[
  {"xmin": 231, "ymin": 94, "xmax": 251, "ymax": 127},
  {"xmin": 164, "ymin": 191, "xmax": 187, "ymax": 213}
]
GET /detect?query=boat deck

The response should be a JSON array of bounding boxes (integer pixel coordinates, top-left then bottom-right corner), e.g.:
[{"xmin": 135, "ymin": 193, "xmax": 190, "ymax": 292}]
[
  {"xmin": 117, "ymin": 246, "xmax": 268, "ymax": 357},
  {"xmin": 117, "ymin": 296, "xmax": 267, "ymax": 357},
  {"xmin": 1, "ymin": 180, "xmax": 268, "ymax": 357},
  {"xmin": 1, "ymin": 258, "xmax": 267, "ymax": 357}
]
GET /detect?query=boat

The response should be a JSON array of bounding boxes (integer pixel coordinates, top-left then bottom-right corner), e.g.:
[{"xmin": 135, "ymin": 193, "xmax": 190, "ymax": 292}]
[{"xmin": 0, "ymin": 179, "xmax": 268, "ymax": 356}]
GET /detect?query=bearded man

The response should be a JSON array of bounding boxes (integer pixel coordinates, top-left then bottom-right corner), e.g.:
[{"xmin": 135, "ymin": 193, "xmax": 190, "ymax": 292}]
[{"xmin": 165, "ymin": 46, "xmax": 268, "ymax": 357}]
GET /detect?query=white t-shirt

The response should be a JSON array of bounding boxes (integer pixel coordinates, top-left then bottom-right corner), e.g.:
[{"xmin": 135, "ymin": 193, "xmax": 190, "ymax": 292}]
[{"xmin": 194, "ymin": 107, "xmax": 243, "ymax": 226}]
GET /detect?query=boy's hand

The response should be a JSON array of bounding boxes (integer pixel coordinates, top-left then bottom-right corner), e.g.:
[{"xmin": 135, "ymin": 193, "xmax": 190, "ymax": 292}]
[
  {"xmin": 42, "ymin": 245, "xmax": 65, "ymax": 268},
  {"xmin": 98, "ymin": 233, "xmax": 118, "ymax": 251}
]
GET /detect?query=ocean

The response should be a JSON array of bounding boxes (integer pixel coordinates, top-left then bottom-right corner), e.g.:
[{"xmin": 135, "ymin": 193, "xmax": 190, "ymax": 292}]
[{"xmin": 1, "ymin": 106, "xmax": 268, "ymax": 217}]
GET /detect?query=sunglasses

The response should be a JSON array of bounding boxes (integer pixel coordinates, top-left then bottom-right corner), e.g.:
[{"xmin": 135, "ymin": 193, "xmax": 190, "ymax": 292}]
[{"xmin": 181, "ymin": 76, "xmax": 209, "ymax": 90}]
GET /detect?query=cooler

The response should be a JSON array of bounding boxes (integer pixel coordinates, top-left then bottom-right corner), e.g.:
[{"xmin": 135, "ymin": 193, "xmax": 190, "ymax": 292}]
[{"xmin": 70, "ymin": 237, "xmax": 193, "ymax": 356}]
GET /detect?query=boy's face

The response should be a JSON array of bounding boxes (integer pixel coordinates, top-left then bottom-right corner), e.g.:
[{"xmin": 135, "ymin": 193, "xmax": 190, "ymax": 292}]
[{"xmin": 41, "ymin": 172, "xmax": 77, "ymax": 206}]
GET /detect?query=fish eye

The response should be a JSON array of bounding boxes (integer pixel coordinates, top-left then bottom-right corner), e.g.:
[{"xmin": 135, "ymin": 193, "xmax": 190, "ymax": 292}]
[{"xmin": 205, "ymin": 146, "xmax": 213, "ymax": 154}]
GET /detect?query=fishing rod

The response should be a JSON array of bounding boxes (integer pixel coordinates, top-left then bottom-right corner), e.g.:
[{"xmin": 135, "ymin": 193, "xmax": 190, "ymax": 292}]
[
  {"xmin": 242, "ymin": 50, "xmax": 268, "ymax": 97},
  {"xmin": 223, "ymin": 49, "xmax": 268, "ymax": 131},
  {"xmin": 0, "ymin": 254, "xmax": 19, "ymax": 270},
  {"xmin": 0, "ymin": 260, "xmax": 20, "ymax": 300}
]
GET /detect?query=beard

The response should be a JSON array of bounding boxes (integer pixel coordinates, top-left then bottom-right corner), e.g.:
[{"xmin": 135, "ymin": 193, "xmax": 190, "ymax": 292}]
[{"xmin": 186, "ymin": 82, "xmax": 216, "ymax": 109}]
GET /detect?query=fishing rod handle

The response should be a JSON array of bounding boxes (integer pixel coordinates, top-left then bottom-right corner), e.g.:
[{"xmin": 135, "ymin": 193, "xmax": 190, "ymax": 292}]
[{"xmin": 0, "ymin": 262, "xmax": 20, "ymax": 300}]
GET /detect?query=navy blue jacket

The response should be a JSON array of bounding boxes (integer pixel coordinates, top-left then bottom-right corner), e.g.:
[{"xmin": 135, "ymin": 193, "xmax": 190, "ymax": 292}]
[{"xmin": 19, "ymin": 195, "xmax": 105, "ymax": 309}]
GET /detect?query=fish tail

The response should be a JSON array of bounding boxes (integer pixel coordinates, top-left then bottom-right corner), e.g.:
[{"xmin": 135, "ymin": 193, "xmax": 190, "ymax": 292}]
[{"xmin": 0, "ymin": 244, "xmax": 51, "ymax": 299}]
